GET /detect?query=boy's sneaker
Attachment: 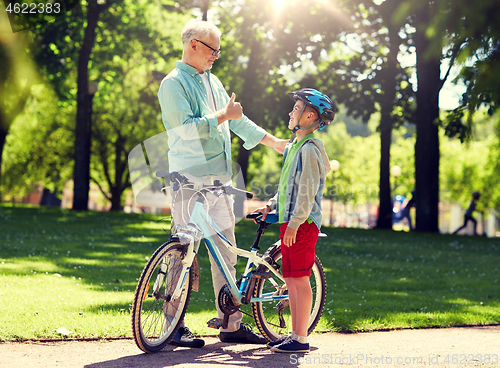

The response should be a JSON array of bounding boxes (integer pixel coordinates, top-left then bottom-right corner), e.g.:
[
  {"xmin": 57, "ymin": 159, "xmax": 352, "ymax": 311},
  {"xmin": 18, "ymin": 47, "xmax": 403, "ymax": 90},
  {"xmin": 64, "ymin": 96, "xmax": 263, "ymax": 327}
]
[
  {"xmin": 266, "ymin": 334, "xmax": 291, "ymax": 348},
  {"xmin": 271, "ymin": 338, "xmax": 310, "ymax": 353}
]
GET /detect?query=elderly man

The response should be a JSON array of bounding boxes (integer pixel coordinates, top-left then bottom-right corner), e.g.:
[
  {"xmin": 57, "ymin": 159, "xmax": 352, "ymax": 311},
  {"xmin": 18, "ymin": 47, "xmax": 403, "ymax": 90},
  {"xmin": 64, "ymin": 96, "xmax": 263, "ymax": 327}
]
[{"xmin": 158, "ymin": 19, "xmax": 287, "ymax": 348}]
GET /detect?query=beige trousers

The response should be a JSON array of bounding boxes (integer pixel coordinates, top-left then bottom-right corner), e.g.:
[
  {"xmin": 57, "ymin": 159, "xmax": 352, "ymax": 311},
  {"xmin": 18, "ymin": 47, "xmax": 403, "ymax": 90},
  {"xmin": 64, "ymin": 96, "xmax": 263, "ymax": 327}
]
[{"xmin": 170, "ymin": 187, "xmax": 242, "ymax": 332}]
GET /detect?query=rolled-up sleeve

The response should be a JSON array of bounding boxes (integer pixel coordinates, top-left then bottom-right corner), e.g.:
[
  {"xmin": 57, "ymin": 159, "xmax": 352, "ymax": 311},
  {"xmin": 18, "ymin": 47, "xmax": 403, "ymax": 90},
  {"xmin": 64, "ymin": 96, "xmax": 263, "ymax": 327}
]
[{"xmin": 229, "ymin": 116, "xmax": 268, "ymax": 150}]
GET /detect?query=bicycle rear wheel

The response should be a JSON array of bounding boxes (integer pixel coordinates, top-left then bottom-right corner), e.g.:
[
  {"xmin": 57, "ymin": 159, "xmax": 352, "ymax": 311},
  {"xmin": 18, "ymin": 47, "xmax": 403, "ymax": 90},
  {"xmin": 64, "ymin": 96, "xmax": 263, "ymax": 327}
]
[
  {"xmin": 251, "ymin": 248, "xmax": 326, "ymax": 341},
  {"xmin": 131, "ymin": 241, "xmax": 193, "ymax": 353}
]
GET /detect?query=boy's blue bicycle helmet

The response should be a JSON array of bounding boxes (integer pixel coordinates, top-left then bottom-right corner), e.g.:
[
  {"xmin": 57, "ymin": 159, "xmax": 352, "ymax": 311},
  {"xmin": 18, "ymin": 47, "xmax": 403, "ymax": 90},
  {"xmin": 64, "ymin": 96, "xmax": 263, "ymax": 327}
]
[{"xmin": 287, "ymin": 88, "xmax": 336, "ymax": 131}]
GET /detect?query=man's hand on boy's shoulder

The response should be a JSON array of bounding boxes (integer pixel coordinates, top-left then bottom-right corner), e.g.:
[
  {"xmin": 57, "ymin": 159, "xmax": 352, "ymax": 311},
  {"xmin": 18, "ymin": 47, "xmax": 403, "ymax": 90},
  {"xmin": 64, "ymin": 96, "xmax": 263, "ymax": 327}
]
[
  {"xmin": 260, "ymin": 134, "xmax": 288, "ymax": 154},
  {"xmin": 274, "ymin": 138, "xmax": 288, "ymax": 154},
  {"xmin": 283, "ymin": 226, "xmax": 297, "ymax": 247}
]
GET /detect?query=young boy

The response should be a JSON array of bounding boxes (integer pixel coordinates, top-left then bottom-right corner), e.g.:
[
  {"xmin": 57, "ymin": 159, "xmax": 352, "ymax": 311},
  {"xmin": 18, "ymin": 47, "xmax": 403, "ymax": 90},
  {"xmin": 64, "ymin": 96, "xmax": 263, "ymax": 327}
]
[{"xmin": 253, "ymin": 88, "xmax": 335, "ymax": 353}]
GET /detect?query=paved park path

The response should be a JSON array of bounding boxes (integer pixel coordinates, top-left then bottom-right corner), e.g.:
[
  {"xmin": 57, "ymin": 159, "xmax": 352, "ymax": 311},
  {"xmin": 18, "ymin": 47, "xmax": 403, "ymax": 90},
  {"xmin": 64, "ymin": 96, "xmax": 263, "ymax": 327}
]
[{"xmin": 1, "ymin": 325, "xmax": 499, "ymax": 368}]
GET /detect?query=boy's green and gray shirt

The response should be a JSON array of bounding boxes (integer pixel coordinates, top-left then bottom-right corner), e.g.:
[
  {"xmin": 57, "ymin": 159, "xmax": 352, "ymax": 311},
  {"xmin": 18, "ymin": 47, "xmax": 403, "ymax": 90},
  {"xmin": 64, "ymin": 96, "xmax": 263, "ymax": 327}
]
[
  {"xmin": 277, "ymin": 133, "xmax": 314, "ymax": 224},
  {"xmin": 268, "ymin": 135, "xmax": 331, "ymax": 231}
]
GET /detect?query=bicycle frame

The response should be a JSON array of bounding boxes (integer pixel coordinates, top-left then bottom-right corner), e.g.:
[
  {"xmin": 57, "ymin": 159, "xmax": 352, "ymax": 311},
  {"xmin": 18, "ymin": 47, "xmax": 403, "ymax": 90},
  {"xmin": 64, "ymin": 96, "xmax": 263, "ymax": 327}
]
[
  {"xmin": 132, "ymin": 170, "xmax": 327, "ymax": 352},
  {"xmin": 170, "ymin": 192, "xmax": 287, "ymax": 306}
]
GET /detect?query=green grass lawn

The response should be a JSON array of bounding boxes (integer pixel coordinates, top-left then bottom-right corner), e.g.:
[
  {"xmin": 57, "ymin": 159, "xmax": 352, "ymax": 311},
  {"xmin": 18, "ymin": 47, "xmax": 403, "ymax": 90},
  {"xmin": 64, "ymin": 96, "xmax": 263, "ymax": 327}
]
[{"xmin": 1, "ymin": 203, "xmax": 499, "ymax": 341}]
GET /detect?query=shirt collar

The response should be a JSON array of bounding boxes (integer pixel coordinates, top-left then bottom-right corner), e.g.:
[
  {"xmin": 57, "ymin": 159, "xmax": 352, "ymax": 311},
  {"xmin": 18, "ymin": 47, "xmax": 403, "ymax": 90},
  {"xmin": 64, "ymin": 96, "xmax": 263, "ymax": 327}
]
[
  {"xmin": 293, "ymin": 133, "xmax": 315, "ymax": 146},
  {"xmin": 176, "ymin": 61, "xmax": 209, "ymax": 76}
]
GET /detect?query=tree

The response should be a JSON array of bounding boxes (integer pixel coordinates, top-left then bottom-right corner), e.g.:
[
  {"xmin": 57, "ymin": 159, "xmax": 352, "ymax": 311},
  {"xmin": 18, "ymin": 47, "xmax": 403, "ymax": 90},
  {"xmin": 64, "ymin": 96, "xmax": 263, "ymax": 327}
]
[
  {"xmin": 1, "ymin": 85, "xmax": 74, "ymax": 200},
  {"xmin": 313, "ymin": 0, "xmax": 414, "ymax": 229},
  {"xmin": 15, "ymin": 0, "xmax": 188, "ymax": 209},
  {"xmin": 440, "ymin": 1, "xmax": 500, "ymax": 141},
  {"xmin": 88, "ymin": 60, "xmax": 170, "ymax": 210},
  {"xmin": 83, "ymin": 0, "xmax": 187, "ymax": 210},
  {"xmin": 25, "ymin": 0, "xmax": 122, "ymax": 210},
  {"xmin": 314, "ymin": 0, "xmax": 500, "ymax": 232},
  {"xmin": 0, "ymin": 16, "xmax": 34, "ymax": 199},
  {"xmin": 395, "ymin": 0, "xmax": 500, "ymax": 232},
  {"xmin": 72, "ymin": 0, "xmax": 119, "ymax": 211},
  {"xmin": 25, "ymin": 1, "xmax": 100, "ymax": 208},
  {"xmin": 408, "ymin": 2, "xmax": 442, "ymax": 232},
  {"xmin": 213, "ymin": 0, "xmax": 499, "ymax": 232},
  {"xmin": 206, "ymin": 0, "xmax": 369, "ymax": 188},
  {"xmin": 485, "ymin": 118, "xmax": 500, "ymax": 213},
  {"xmin": 203, "ymin": 1, "xmax": 416, "ymax": 230}
]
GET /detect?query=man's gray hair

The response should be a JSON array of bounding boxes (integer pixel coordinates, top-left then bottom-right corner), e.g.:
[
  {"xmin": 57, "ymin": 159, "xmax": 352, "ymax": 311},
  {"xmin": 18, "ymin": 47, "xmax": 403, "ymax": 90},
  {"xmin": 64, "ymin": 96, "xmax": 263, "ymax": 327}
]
[{"xmin": 181, "ymin": 20, "xmax": 222, "ymax": 45}]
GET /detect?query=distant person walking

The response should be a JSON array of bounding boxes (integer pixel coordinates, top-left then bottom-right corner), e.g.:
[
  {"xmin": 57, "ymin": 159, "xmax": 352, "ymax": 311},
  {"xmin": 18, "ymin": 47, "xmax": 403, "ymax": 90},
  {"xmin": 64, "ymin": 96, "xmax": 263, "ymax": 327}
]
[
  {"xmin": 397, "ymin": 190, "xmax": 416, "ymax": 230},
  {"xmin": 453, "ymin": 191, "xmax": 481, "ymax": 235}
]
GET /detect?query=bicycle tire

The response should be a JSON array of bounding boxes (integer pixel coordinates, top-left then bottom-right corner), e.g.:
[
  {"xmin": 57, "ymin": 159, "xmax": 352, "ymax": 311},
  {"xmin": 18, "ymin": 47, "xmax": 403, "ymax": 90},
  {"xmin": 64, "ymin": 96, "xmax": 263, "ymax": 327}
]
[
  {"xmin": 251, "ymin": 248, "xmax": 326, "ymax": 341},
  {"xmin": 131, "ymin": 241, "xmax": 193, "ymax": 353}
]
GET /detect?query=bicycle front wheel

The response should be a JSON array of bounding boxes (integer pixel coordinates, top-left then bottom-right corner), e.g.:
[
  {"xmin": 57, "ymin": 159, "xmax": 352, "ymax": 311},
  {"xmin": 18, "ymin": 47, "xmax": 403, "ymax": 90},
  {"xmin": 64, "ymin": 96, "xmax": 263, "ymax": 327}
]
[
  {"xmin": 251, "ymin": 248, "xmax": 326, "ymax": 341},
  {"xmin": 131, "ymin": 241, "xmax": 193, "ymax": 353}
]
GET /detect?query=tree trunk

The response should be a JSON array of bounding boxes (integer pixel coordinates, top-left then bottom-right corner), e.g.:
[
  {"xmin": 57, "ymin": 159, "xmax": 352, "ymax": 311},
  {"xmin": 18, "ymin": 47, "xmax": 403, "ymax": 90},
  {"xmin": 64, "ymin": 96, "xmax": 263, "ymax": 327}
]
[
  {"xmin": 0, "ymin": 127, "xmax": 6, "ymax": 200},
  {"xmin": 237, "ymin": 36, "xmax": 263, "ymax": 184},
  {"xmin": 109, "ymin": 136, "xmax": 127, "ymax": 211},
  {"xmin": 236, "ymin": 143, "xmax": 250, "ymax": 186},
  {"xmin": 413, "ymin": 6, "xmax": 441, "ymax": 233},
  {"xmin": 375, "ymin": 2, "xmax": 399, "ymax": 230},
  {"xmin": 110, "ymin": 188, "xmax": 122, "ymax": 211},
  {"xmin": 72, "ymin": 1, "xmax": 101, "ymax": 211},
  {"xmin": 201, "ymin": 0, "xmax": 209, "ymax": 21},
  {"xmin": 376, "ymin": 120, "xmax": 393, "ymax": 229}
]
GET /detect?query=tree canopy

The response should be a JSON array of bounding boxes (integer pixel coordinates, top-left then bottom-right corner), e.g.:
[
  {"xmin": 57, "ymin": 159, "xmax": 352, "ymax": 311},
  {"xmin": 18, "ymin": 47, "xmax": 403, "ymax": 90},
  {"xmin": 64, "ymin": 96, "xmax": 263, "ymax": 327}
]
[{"xmin": 1, "ymin": 0, "xmax": 499, "ymax": 231}]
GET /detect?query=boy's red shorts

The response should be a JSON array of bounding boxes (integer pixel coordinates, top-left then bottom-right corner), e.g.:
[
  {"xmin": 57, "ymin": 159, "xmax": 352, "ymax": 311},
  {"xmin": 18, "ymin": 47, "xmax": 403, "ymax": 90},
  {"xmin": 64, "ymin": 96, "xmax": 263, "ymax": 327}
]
[{"xmin": 279, "ymin": 221, "xmax": 319, "ymax": 278}]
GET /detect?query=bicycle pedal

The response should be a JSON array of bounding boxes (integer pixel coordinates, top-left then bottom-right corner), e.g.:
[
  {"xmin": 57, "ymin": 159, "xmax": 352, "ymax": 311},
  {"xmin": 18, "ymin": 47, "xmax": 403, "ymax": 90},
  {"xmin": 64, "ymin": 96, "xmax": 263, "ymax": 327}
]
[
  {"xmin": 252, "ymin": 271, "xmax": 272, "ymax": 279},
  {"xmin": 207, "ymin": 317, "xmax": 223, "ymax": 329}
]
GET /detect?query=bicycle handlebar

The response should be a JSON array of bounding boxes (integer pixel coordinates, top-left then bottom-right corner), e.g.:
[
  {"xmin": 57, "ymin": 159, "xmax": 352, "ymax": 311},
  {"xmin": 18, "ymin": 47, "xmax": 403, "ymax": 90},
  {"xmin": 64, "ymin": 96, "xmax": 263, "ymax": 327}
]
[
  {"xmin": 223, "ymin": 185, "xmax": 254, "ymax": 199},
  {"xmin": 155, "ymin": 171, "xmax": 172, "ymax": 180},
  {"xmin": 156, "ymin": 171, "xmax": 186, "ymax": 183},
  {"xmin": 155, "ymin": 171, "xmax": 253, "ymax": 199}
]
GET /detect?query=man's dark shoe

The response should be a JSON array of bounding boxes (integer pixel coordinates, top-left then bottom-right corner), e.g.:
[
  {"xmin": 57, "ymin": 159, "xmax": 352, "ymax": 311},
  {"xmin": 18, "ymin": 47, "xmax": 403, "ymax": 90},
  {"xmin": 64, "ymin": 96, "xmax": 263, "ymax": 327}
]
[
  {"xmin": 219, "ymin": 323, "xmax": 267, "ymax": 344},
  {"xmin": 169, "ymin": 326, "xmax": 205, "ymax": 348}
]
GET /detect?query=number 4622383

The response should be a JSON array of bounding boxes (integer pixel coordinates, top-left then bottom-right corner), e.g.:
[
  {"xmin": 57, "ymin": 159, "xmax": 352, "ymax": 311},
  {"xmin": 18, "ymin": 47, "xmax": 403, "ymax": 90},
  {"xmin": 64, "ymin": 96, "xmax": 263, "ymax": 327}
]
[{"xmin": 5, "ymin": 2, "xmax": 61, "ymax": 14}]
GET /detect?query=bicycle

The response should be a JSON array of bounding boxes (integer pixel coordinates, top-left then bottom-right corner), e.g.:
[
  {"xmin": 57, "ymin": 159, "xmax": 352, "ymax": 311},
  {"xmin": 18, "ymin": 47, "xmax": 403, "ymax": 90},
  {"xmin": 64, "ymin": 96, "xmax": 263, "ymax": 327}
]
[{"xmin": 131, "ymin": 171, "xmax": 327, "ymax": 353}]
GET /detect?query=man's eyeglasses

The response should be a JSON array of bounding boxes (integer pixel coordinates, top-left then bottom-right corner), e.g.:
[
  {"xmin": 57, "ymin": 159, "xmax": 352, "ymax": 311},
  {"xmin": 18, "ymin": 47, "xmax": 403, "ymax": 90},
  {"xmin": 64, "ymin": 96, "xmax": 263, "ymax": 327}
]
[{"xmin": 195, "ymin": 39, "xmax": 221, "ymax": 57}]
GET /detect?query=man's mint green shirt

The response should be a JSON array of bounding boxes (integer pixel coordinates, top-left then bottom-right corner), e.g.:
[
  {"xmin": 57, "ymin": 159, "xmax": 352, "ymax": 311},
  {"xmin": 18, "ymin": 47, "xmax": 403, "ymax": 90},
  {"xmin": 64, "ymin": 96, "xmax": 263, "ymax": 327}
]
[{"xmin": 158, "ymin": 61, "xmax": 267, "ymax": 177}]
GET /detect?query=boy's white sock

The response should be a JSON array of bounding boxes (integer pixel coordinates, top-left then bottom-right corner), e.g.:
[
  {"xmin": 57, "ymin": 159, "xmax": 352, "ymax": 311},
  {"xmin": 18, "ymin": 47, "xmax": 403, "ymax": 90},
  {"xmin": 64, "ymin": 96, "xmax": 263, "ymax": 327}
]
[{"xmin": 295, "ymin": 334, "xmax": 308, "ymax": 344}]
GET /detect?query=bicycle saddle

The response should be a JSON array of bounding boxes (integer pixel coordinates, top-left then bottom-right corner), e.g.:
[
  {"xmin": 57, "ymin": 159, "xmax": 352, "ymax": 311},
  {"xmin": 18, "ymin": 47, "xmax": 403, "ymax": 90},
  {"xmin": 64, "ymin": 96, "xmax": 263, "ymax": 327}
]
[{"xmin": 246, "ymin": 212, "xmax": 279, "ymax": 224}]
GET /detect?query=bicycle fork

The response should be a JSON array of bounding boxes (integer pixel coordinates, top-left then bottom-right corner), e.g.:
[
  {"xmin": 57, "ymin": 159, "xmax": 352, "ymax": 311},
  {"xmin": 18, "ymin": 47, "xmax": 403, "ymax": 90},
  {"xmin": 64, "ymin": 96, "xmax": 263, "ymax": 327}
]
[{"xmin": 166, "ymin": 225, "xmax": 202, "ymax": 301}]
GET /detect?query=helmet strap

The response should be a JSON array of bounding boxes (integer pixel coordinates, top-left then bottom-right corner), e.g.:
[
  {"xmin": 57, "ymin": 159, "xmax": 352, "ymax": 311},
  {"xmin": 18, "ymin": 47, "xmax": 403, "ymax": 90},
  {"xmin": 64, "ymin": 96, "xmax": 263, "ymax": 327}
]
[
  {"xmin": 298, "ymin": 119, "xmax": 319, "ymax": 131},
  {"xmin": 289, "ymin": 104, "xmax": 306, "ymax": 142}
]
